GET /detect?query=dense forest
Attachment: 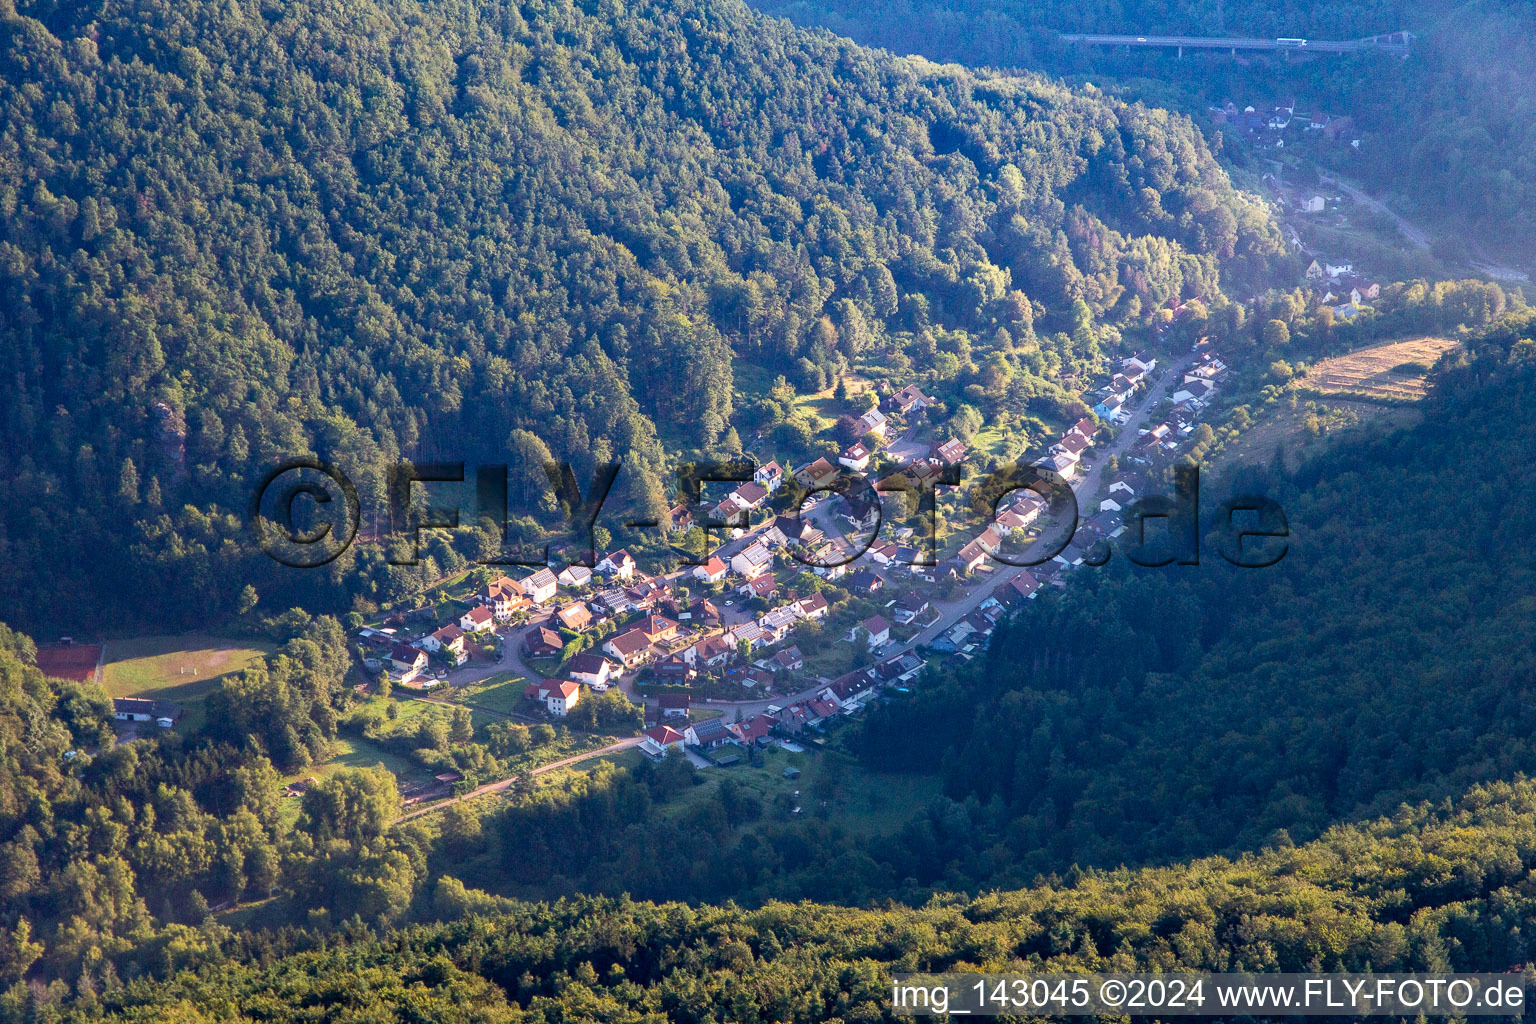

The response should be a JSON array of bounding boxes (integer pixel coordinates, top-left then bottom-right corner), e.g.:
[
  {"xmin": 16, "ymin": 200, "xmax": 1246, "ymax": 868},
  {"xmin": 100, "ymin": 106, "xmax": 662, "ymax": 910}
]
[
  {"xmin": 17, "ymin": 774, "xmax": 1536, "ymax": 1021},
  {"xmin": 0, "ymin": 0, "xmax": 1286, "ymax": 632},
  {"xmin": 752, "ymin": 0, "xmax": 1536, "ymax": 259}
]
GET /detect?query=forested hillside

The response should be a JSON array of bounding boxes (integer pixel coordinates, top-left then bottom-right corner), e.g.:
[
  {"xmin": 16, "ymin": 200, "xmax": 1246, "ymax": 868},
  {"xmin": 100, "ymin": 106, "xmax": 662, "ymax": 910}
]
[
  {"xmin": 0, "ymin": 0, "xmax": 1284, "ymax": 631},
  {"xmin": 753, "ymin": 0, "xmax": 1536, "ymax": 258},
  {"xmin": 26, "ymin": 775, "xmax": 1536, "ymax": 1022},
  {"xmin": 857, "ymin": 308, "xmax": 1536, "ymax": 879}
]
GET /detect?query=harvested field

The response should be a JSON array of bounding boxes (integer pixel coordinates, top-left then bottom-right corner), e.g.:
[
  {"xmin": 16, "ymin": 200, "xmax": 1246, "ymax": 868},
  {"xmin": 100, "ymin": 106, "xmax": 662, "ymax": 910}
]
[{"xmin": 1299, "ymin": 336, "xmax": 1459, "ymax": 402}]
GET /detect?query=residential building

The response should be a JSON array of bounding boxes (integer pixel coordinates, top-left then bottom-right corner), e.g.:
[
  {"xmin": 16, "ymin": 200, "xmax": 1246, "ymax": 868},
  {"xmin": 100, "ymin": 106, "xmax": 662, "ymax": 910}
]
[
  {"xmin": 793, "ymin": 457, "xmax": 839, "ymax": 490},
  {"xmin": 730, "ymin": 542, "xmax": 773, "ymax": 578},
  {"xmin": 932, "ymin": 437, "xmax": 966, "ymax": 465},
  {"xmin": 596, "ymin": 549, "xmax": 636, "ymax": 581},
  {"xmin": 857, "ymin": 407, "xmax": 888, "ymax": 438},
  {"xmin": 658, "ymin": 693, "xmax": 691, "ymax": 718},
  {"xmin": 459, "ymin": 605, "xmax": 495, "ymax": 633},
  {"xmin": 694, "ymin": 555, "xmax": 729, "ymax": 583},
  {"xmin": 838, "ymin": 441, "xmax": 871, "ymax": 471},
  {"xmin": 566, "ymin": 652, "xmax": 613, "ymax": 688},
  {"xmin": 557, "ymin": 564, "xmax": 593, "ymax": 589},
  {"xmin": 793, "ymin": 593, "xmax": 830, "ymax": 620},
  {"xmin": 389, "ymin": 643, "xmax": 429, "ymax": 684},
  {"xmin": 425, "ymin": 624, "xmax": 468, "ymax": 665},
  {"xmin": 528, "ymin": 679, "xmax": 580, "ymax": 717},
  {"xmin": 521, "ymin": 567, "xmax": 557, "ymax": 604},
  {"xmin": 637, "ymin": 614, "xmax": 680, "ymax": 644},
  {"xmin": 859, "ymin": 615, "xmax": 891, "ymax": 647},
  {"xmin": 883, "ymin": 383, "xmax": 933, "ymax": 414},
  {"xmin": 555, "ymin": 602, "xmax": 592, "ymax": 633},
  {"xmin": 754, "ymin": 460, "xmax": 785, "ymax": 494},
  {"xmin": 522, "ymin": 626, "xmax": 563, "ymax": 659},
  {"xmin": 603, "ymin": 628, "xmax": 652, "ymax": 669},
  {"xmin": 685, "ymin": 717, "xmax": 732, "ymax": 749},
  {"xmin": 483, "ymin": 576, "xmax": 530, "ymax": 621}
]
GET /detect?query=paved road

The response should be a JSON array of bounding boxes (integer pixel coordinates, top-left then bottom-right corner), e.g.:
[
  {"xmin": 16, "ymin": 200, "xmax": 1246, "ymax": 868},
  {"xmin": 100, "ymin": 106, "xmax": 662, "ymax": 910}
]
[
  {"xmin": 1318, "ymin": 173, "xmax": 1430, "ymax": 252},
  {"xmin": 393, "ymin": 737, "xmax": 643, "ymax": 823},
  {"xmin": 1059, "ymin": 32, "xmax": 1409, "ymax": 55}
]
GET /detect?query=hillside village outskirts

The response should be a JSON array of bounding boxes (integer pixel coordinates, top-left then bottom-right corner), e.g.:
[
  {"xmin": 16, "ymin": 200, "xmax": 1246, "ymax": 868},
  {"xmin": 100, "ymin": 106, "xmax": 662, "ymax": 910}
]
[{"xmin": 349, "ymin": 339, "xmax": 1231, "ymax": 774}]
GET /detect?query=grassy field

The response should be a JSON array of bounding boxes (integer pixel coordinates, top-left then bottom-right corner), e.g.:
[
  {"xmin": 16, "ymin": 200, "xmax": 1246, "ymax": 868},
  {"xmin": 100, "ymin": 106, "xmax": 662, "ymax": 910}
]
[
  {"xmin": 1298, "ymin": 336, "xmax": 1459, "ymax": 402},
  {"xmin": 651, "ymin": 743, "xmax": 942, "ymax": 837},
  {"xmin": 451, "ymin": 672, "xmax": 528, "ymax": 715},
  {"xmin": 102, "ymin": 634, "xmax": 273, "ymax": 701}
]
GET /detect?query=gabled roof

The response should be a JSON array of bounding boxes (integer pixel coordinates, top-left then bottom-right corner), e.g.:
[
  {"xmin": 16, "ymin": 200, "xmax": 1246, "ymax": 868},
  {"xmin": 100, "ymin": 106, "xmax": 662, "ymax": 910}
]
[
  {"xmin": 699, "ymin": 555, "xmax": 728, "ymax": 575},
  {"xmin": 861, "ymin": 614, "xmax": 891, "ymax": 635},
  {"xmin": 645, "ymin": 724, "xmax": 686, "ymax": 746},
  {"xmin": 390, "ymin": 643, "xmax": 426, "ymax": 663},
  {"xmin": 432, "ymin": 624, "xmax": 464, "ymax": 644},
  {"xmin": 658, "ymin": 693, "xmax": 691, "ymax": 710},
  {"xmin": 638, "ymin": 614, "xmax": 678, "ymax": 638},
  {"xmin": 933, "ymin": 438, "xmax": 966, "ymax": 463},
  {"xmin": 566, "ymin": 652, "xmax": 610, "ymax": 676},
  {"xmin": 525, "ymin": 567, "xmax": 558, "ymax": 589},
  {"xmin": 605, "ymin": 629, "xmax": 651, "ymax": 655}
]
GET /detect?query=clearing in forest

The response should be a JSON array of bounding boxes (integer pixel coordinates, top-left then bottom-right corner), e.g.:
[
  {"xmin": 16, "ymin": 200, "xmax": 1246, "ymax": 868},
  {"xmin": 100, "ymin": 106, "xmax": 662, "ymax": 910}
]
[{"xmin": 1299, "ymin": 336, "xmax": 1459, "ymax": 402}]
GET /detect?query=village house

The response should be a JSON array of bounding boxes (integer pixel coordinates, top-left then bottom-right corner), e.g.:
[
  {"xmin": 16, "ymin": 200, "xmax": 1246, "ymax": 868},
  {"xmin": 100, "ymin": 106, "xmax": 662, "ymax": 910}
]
[
  {"xmin": 388, "ymin": 643, "xmax": 429, "ymax": 684},
  {"xmin": 658, "ymin": 693, "xmax": 691, "ymax": 719},
  {"xmin": 1036, "ymin": 452, "xmax": 1079, "ymax": 481},
  {"xmin": 992, "ymin": 571, "xmax": 1041, "ymax": 606},
  {"xmin": 838, "ymin": 441, "xmax": 871, "ymax": 471},
  {"xmin": 1070, "ymin": 417, "xmax": 1098, "ymax": 442},
  {"xmin": 740, "ymin": 574, "xmax": 778, "ymax": 601},
  {"xmin": 1299, "ymin": 194, "xmax": 1326, "ymax": 213},
  {"xmin": 516, "ymin": 567, "xmax": 553, "ymax": 605},
  {"xmin": 483, "ymin": 576, "xmax": 530, "ymax": 621},
  {"xmin": 857, "ymin": 407, "xmax": 888, "ymax": 438},
  {"xmin": 859, "ymin": 614, "xmax": 891, "ymax": 648},
  {"xmin": 883, "ymin": 383, "xmax": 933, "ymax": 414},
  {"xmin": 522, "ymin": 626, "xmax": 563, "ymax": 659},
  {"xmin": 566, "ymin": 652, "xmax": 613, "ymax": 689},
  {"xmin": 592, "ymin": 587, "xmax": 630, "ymax": 617},
  {"xmin": 766, "ymin": 515, "xmax": 821, "ymax": 548},
  {"xmin": 557, "ymin": 564, "xmax": 593, "ymax": 589},
  {"xmin": 459, "ymin": 605, "xmax": 495, "ymax": 634},
  {"xmin": 754, "ymin": 460, "xmax": 785, "ymax": 494},
  {"xmin": 637, "ymin": 614, "xmax": 680, "ymax": 644},
  {"xmin": 730, "ymin": 621, "xmax": 767, "ymax": 649},
  {"xmin": 555, "ymin": 602, "xmax": 593, "ymax": 633},
  {"xmin": 793, "ymin": 593, "xmax": 830, "ymax": 620},
  {"xmin": 656, "ymin": 652, "xmax": 697, "ymax": 685},
  {"xmin": 846, "ymin": 569, "xmax": 885, "ymax": 595},
  {"xmin": 526, "ymin": 679, "xmax": 581, "ymax": 717},
  {"xmin": 668, "ymin": 503, "xmax": 694, "ymax": 533},
  {"xmin": 771, "ymin": 646, "xmax": 804, "ymax": 672},
  {"xmin": 758, "ymin": 606, "xmax": 798, "ymax": 643},
  {"xmin": 839, "ymin": 493, "xmax": 880, "ymax": 532},
  {"xmin": 892, "ymin": 592, "xmax": 931, "ymax": 626},
  {"xmin": 1123, "ymin": 352, "xmax": 1157, "ymax": 375},
  {"xmin": 1093, "ymin": 393, "xmax": 1126, "ymax": 423},
  {"xmin": 694, "ymin": 555, "xmax": 729, "ymax": 583},
  {"xmin": 1052, "ymin": 432, "xmax": 1091, "ymax": 458},
  {"xmin": 732, "ymin": 480, "xmax": 769, "ymax": 510},
  {"xmin": 603, "ymin": 628, "xmax": 653, "ymax": 669},
  {"xmin": 686, "ymin": 598, "xmax": 722, "ymax": 628},
  {"xmin": 731, "ymin": 713, "xmax": 777, "ymax": 747},
  {"xmin": 685, "ymin": 717, "xmax": 732, "ymax": 750},
  {"xmin": 639, "ymin": 724, "xmax": 686, "ymax": 760},
  {"xmin": 694, "ymin": 634, "xmax": 734, "ymax": 668},
  {"xmin": 793, "ymin": 456, "xmax": 839, "ymax": 490},
  {"xmin": 424, "ymin": 624, "xmax": 468, "ymax": 666},
  {"xmin": 1171, "ymin": 378, "xmax": 1215, "ymax": 406},
  {"xmin": 596, "ymin": 549, "xmax": 637, "ymax": 581},
  {"xmin": 932, "ymin": 437, "xmax": 966, "ymax": 465},
  {"xmin": 730, "ymin": 542, "xmax": 773, "ymax": 579}
]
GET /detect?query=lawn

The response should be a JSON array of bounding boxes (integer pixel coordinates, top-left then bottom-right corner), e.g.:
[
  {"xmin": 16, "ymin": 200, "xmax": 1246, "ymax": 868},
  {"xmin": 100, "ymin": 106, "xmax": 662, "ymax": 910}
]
[
  {"xmin": 654, "ymin": 744, "xmax": 943, "ymax": 837},
  {"xmin": 452, "ymin": 672, "xmax": 528, "ymax": 716},
  {"xmin": 101, "ymin": 634, "xmax": 273, "ymax": 701}
]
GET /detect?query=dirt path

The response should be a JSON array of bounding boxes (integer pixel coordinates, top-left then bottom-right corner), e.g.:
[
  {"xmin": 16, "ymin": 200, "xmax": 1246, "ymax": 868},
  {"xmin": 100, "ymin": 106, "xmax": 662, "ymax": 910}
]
[{"xmin": 392, "ymin": 737, "xmax": 644, "ymax": 823}]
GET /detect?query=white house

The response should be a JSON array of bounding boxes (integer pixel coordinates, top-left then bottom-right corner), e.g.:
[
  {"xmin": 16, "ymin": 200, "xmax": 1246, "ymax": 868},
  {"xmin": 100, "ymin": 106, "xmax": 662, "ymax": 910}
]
[
  {"xmin": 531, "ymin": 679, "xmax": 580, "ymax": 717},
  {"xmin": 597, "ymin": 549, "xmax": 636, "ymax": 581},
  {"xmin": 389, "ymin": 643, "xmax": 429, "ymax": 684},
  {"xmin": 858, "ymin": 615, "xmax": 891, "ymax": 648},
  {"xmin": 459, "ymin": 605, "xmax": 494, "ymax": 634},
  {"xmin": 754, "ymin": 460, "xmax": 785, "ymax": 494},
  {"xmin": 424, "ymin": 624, "xmax": 468, "ymax": 666},
  {"xmin": 1299, "ymin": 195, "xmax": 1325, "ymax": 213},
  {"xmin": 838, "ymin": 441, "xmax": 871, "ymax": 471},
  {"xmin": 857, "ymin": 407, "xmax": 888, "ymax": 438},
  {"xmin": 557, "ymin": 564, "xmax": 592, "ymax": 589},
  {"xmin": 523, "ymin": 567, "xmax": 558, "ymax": 605},
  {"xmin": 730, "ymin": 542, "xmax": 773, "ymax": 578},
  {"xmin": 565, "ymin": 652, "xmax": 612, "ymax": 688},
  {"xmin": 694, "ymin": 555, "xmax": 729, "ymax": 583}
]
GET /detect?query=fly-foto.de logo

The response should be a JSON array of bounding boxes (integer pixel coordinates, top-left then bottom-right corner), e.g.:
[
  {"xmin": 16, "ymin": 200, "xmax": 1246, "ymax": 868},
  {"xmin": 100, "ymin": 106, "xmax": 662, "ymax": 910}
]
[{"xmin": 250, "ymin": 458, "xmax": 1287, "ymax": 571}]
